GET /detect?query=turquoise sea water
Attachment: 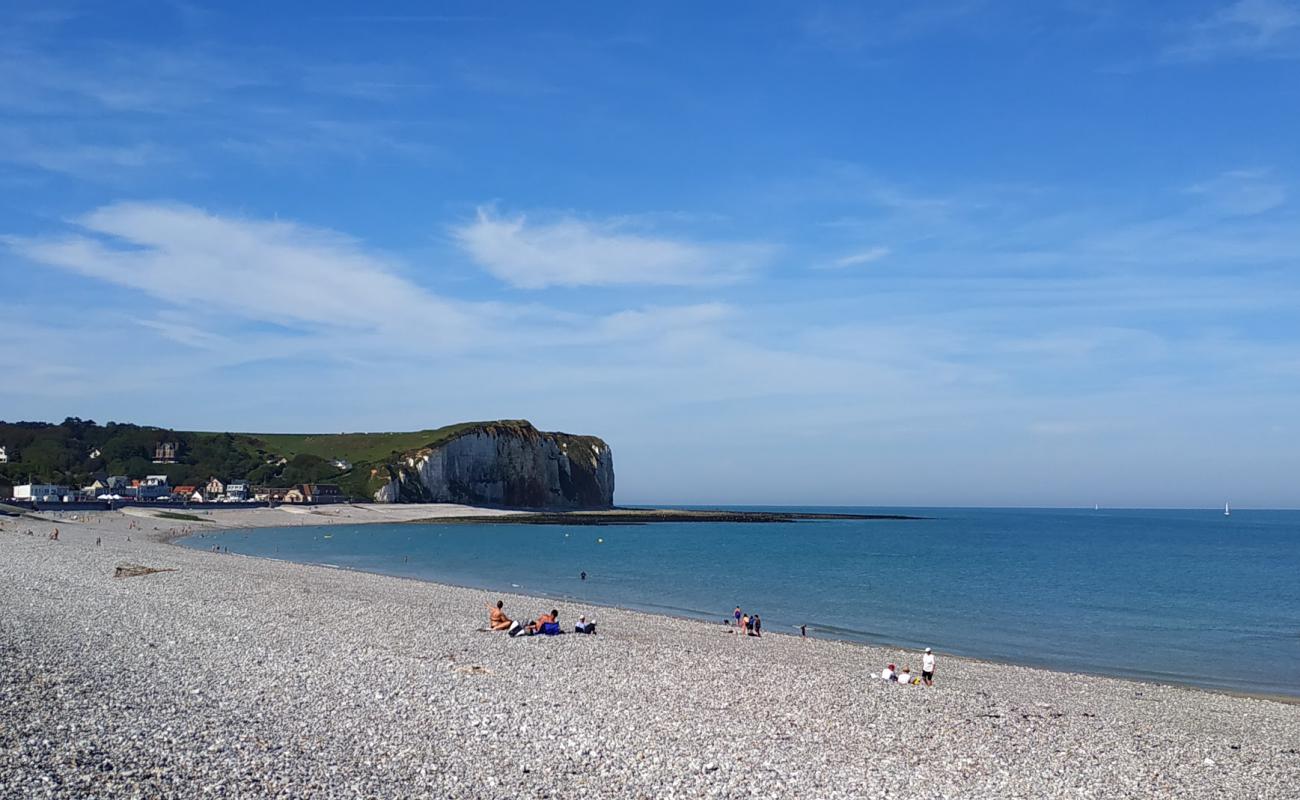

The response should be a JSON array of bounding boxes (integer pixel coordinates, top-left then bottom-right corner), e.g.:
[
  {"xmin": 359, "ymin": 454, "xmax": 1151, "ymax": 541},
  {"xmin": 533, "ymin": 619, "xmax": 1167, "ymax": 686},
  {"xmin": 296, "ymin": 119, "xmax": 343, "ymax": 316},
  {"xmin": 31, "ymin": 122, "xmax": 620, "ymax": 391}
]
[{"xmin": 180, "ymin": 507, "xmax": 1300, "ymax": 697}]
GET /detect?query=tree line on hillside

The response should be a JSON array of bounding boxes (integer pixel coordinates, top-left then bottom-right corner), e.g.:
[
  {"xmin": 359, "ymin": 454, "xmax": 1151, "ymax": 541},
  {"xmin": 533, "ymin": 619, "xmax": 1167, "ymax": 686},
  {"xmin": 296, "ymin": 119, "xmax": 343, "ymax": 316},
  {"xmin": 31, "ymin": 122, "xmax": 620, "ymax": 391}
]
[{"xmin": 0, "ymin": 419, "xmax": 360, "ymax": 495}]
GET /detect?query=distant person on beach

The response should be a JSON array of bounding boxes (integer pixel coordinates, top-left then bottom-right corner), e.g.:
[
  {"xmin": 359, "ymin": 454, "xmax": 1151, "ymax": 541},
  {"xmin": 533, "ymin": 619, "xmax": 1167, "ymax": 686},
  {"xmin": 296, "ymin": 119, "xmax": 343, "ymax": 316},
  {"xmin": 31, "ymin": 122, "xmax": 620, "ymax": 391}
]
[
  {"xmin": 922, "ymin": 647, "xmax": 935, "ymax": 686},
  {"xmin": 881, "ymin": 664, "xmax": 897, "ymax": 681},
  {"xmin": 752, "ymin": 615, "xmax": 762, "ymax": 637},
  {"xmin": 741, "ymin": 614, "xmax": 750, "ymax": 635},
  {"xmin": 800, "ymin": 624, "xmax": 807, "ymax": 637},
  {"xmin": 898, "ymin": 667, "xmax": 915, "ymax": 685},
  {"xmin": 575, "ymin": 615, "xmax": 596, "ymax": 634},
  {"xmin": 487, "ymin": 600, "xmax": 512, "ymax": 631},
  {"xmin": 734, "ymin": 606, "xmax": 742, "ymax": 628}
]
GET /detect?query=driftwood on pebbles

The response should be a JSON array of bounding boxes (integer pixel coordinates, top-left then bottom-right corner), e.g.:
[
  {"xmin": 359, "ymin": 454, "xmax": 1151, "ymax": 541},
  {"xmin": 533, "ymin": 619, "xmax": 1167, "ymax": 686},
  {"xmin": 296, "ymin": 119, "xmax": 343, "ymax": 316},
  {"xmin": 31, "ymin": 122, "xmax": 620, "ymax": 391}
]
[{"xmin": 112, "ymin": 563, "xmax": 176, "ymax": 579}]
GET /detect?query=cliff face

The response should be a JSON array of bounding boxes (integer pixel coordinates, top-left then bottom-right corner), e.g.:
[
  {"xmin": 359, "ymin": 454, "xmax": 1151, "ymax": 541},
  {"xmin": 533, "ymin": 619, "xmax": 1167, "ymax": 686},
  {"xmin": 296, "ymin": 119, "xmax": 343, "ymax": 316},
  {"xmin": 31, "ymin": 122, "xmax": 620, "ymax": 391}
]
[{"xmin": 372, "ymin": 421, "xmax": 614, "ymax": 509}]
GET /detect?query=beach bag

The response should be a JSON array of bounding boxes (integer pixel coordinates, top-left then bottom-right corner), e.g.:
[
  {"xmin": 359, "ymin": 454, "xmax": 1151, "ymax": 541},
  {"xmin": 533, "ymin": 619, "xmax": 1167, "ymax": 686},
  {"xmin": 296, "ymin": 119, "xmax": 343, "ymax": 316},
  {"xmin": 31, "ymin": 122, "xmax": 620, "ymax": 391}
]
[
  {"xmin": 507, "ymin": 621, "xmax": 524, "ymax": 637},
  {"xmin": 540, "ymin": 622, "xmax": 562, "ymax": 636}
]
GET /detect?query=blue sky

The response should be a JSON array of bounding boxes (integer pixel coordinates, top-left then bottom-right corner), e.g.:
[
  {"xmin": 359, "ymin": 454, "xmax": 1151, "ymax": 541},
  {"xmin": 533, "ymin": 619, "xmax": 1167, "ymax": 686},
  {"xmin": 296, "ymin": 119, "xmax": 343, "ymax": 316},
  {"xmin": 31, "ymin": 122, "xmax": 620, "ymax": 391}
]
[{"xmin": 3, "ymin": 1, "xmax": 1299, "ymax": 507}]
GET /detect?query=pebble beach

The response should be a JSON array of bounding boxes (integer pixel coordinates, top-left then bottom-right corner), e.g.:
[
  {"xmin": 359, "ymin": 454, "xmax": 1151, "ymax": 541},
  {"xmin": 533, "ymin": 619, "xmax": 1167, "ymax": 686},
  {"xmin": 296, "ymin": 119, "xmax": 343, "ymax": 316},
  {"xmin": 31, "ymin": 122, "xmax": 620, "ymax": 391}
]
[{"xmin": 2, "ymin": 506, "xmax": 1298, "ymax": 799}]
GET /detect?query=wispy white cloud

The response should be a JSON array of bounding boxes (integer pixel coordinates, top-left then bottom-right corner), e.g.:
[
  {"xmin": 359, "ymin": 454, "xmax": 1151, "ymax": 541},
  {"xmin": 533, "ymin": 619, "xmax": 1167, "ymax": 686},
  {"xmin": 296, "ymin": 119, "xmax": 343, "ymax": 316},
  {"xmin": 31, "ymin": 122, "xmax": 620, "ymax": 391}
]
[
  {"xmin": 0, "ymin": 125, "xmax": 175, "ymax": 177},
  {"xmin": 828, "ymin": 246, "xmax": 891, "ymax": 268},
  {"xmin": 5, "ymin": 202, "xmax": 480, "ymax": 346},
  {"xmin": 452, "ymin": 207, "xmax": 774, "ymax": 289},
  {"xmin": 1185, "ymin": 168, "xmax": 1288, "ymax": 216},
  {"xmin": 1166, "ymin": 0, "xmax": 1300, "ymax": 61}
]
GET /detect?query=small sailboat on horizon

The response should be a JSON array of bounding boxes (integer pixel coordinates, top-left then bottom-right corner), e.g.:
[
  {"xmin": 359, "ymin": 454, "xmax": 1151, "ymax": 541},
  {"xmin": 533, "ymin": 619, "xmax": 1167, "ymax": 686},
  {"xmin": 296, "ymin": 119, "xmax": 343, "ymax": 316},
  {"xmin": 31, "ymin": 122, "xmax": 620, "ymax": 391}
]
[{"xmin": 1224, "ymin": 501, "xmax": 1231, "ymax": 516}]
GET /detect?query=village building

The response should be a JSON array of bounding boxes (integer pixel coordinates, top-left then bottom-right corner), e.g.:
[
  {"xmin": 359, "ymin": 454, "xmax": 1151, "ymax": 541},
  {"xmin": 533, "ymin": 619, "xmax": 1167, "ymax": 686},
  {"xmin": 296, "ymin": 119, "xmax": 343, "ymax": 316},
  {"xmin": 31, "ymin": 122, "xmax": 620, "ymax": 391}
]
[
  {"xmin": 172, "ymin": 484, "xmax": 198, "ymax": 500},
  {"xmin": 0, "ymin": 445, "xmax": 8, "ymax": 463},
  {"xmin": 226, "ymin": 481, "xmax": 250, "ymax": 502},
  {"xmin": 205, "ymin": 477, "xmax": 225, "ymax": 497},
  {"xmin": 301, "ymin": 483, "xmax": 345, "ymax": 504},
  {"xmin": 283, "ymin": 487, "xmax": 307, "ymax": 503},
  {"xmin": 153, "ymin": 441, "xmax": 179, "ymax": 463},
  {"xmin": 13, "ymin": 484, "xmax": 67, "ymax": 502},
  {"xmin": 253, "ymin": 486, "xmax": 294, "ymax": 503},
  {"xmin": 135, "ymin": 475, "xmax": 171, "ymax": 499}
]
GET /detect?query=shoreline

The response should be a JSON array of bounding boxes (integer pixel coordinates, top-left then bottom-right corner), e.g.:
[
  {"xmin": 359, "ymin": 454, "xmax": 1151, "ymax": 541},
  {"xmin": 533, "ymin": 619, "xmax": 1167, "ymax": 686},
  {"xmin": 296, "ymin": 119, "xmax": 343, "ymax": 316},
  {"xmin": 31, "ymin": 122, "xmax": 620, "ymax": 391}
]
[
  {"xmin": 4, "ymin": 506, "xmax": 1299, "ymax": 798},
  {"xmin": 176, "ymin": 536, "xmax": 1300, "ymax": 708},
  {"xmin": 16, "ymin": 502, "xmax": 1299, "ymax": 704},
  {"xmin": 145, "ymin": 504, "xmax": 1298, "ymax": 704}
]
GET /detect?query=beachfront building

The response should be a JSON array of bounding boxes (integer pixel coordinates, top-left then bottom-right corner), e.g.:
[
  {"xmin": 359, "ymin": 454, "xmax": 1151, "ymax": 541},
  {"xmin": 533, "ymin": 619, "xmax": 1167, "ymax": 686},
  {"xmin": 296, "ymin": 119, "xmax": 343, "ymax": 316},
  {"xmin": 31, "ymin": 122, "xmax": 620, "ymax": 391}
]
[
  {"xmin": 137, "ymin": 475, "xmax": 170, "ymax": 500},
  {"xmin": 226, "ymin": 481, "xmax": 250, "ymax": 502},
  {"xmin": 0, "ymin": 446, "xmax": 8, "ymax": 463},
  {"xmin": 302, "ymin": 483, "xmax": 345, "ymax": 504},
  {"xmin": 205, "ymin": 477, "xmax": 225, "ymax": 497},
  {"xmin": 13, "ymin": 484, "xmax": 67, "ymax": 502},
  {"xmin": 172, "ymin": 484, "xmax": 198, "ymax": 501},
  {"xmin": 153, "ymin": 441, "xmax": 179, "ymax": 463},
  {"xmin": 254, "ymin": 486, "xmax": 294, "ymax": 503}
]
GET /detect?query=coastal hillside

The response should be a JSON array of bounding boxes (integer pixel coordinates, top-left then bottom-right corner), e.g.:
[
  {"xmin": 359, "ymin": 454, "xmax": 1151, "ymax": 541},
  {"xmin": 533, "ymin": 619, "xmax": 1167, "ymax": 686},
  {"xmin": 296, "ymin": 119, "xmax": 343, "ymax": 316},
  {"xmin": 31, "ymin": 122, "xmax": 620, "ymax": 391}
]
[{"xmin": 0, "ymin": 418, "xmax": 615, "ymax": 508}]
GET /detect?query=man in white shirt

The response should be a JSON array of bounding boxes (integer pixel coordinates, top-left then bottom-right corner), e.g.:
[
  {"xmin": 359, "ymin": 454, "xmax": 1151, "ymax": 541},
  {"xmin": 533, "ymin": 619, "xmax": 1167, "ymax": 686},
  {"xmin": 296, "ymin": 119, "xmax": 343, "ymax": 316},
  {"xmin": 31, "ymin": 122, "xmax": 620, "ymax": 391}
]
[
  {"xmin": 922, "ymin": 647, "xmax": 936, "ymax": 686},
  {"xmin": 880, "ymin": 664, "xmax": 896, "ymax": 681}
]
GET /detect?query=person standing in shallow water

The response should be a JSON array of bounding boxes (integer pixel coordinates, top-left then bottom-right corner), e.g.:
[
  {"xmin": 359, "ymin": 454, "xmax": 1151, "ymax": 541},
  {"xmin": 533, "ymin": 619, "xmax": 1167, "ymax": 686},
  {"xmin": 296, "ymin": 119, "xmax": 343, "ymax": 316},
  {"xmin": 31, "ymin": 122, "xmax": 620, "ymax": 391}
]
[{"xmin": 734, "ymin": 606, "xmax": 742, "ymax": 631}]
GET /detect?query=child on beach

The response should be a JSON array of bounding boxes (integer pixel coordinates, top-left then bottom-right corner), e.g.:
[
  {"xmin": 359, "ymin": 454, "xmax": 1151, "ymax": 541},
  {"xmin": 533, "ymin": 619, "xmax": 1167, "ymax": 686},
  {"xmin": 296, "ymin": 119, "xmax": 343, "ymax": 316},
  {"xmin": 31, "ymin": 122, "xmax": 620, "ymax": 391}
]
[{"xmin": 881, "ymin": 664, "xmax": 897, "ymax": 681}]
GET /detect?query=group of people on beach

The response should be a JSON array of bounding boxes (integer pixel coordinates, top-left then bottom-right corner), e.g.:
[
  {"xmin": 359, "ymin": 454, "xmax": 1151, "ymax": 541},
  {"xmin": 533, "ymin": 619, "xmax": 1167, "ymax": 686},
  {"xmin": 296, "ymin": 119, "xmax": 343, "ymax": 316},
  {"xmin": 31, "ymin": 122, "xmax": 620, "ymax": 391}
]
[
  {"xmin": 881, "ymin": 647, "xmax": 936, "ymax": 686},
  {"xmin": 731, "ymin": 606, "xmax": 763, "ymax": 637},
  {"xmin": 487, "ymin": 600, "xmax": 596, "ymax": 637}
]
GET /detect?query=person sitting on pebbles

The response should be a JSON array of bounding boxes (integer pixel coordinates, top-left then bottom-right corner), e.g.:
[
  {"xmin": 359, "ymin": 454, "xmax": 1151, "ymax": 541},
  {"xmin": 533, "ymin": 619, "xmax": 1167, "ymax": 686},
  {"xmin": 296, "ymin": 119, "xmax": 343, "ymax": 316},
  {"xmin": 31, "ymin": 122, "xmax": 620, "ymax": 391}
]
[
  {"xmin": 527, "ymin": 609, "xmax": 559, "ymax": 634},
  {"xmin": 487, "ymin": 600, "xmax": 512, "ymax": 631},
  {"xmin": 897, "ymin": 667, "xmax": 918, "ymax": 685},
  {"xmin": 881, "ymin": 663, "xmax": 897, "ymax": 682},
  {"xmin": 574, "ymin": 615, "xmax": 597, "ymax": 634}
]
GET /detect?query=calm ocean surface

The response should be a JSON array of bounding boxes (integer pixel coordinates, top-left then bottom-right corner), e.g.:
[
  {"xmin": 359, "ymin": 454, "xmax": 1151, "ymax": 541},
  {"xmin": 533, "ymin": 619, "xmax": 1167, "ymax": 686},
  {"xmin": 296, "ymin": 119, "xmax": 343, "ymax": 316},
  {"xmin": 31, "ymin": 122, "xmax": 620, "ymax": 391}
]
[{"xmin": 180, "ymin": 507, "xmax": 1300, "ymax": 697}]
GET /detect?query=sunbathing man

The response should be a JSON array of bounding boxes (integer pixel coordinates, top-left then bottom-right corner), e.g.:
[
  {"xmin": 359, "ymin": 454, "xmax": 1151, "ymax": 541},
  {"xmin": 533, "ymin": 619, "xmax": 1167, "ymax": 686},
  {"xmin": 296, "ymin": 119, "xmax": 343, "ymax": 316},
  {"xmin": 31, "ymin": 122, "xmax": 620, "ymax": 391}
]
[
  {"xmin": 487, "ymin": 600, "xmax": 512, "ymax": 631},
  {"xmin": 527, "ymin": 608, "xmax": 558, "ymax": 634}
]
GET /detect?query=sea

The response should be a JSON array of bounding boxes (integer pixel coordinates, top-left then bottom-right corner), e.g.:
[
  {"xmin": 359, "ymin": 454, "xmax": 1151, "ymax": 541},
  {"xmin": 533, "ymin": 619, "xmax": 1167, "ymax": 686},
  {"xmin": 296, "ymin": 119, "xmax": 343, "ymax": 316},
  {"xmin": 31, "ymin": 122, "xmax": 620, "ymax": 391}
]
[{"xmin": 179, "ymin": 507, "xmax": 1300, "ymax": 698}]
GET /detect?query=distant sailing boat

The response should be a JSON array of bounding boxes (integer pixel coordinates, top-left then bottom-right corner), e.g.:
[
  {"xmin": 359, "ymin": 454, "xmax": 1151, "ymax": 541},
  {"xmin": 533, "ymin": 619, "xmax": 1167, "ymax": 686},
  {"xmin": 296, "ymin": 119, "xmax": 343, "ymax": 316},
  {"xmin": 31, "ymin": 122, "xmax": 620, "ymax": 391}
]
[
  {"xmin": 1094, "ymin": 503, "xmax": 1100, "ymax": 511},
  {"xmin": 1224, "ymin": 501, "xmax": 1231, "ymax": 516}
]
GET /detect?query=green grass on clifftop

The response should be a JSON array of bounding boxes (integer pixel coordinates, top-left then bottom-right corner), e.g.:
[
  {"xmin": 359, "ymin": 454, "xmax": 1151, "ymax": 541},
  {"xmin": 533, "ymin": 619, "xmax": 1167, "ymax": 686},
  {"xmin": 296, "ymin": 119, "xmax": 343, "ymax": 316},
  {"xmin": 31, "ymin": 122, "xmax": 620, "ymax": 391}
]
[{"xmin": 243, "ymin": 420, "xmax": 540, "ymax": 463}]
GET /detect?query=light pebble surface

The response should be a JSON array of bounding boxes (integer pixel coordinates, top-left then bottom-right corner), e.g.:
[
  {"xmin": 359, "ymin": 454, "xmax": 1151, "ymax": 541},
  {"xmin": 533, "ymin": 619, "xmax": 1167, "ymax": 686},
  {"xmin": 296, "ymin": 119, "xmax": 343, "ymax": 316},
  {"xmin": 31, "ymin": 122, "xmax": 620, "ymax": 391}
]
[{"xmin": 1, "ymin": 508, "xmax": 1298, "ymax": 799}]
